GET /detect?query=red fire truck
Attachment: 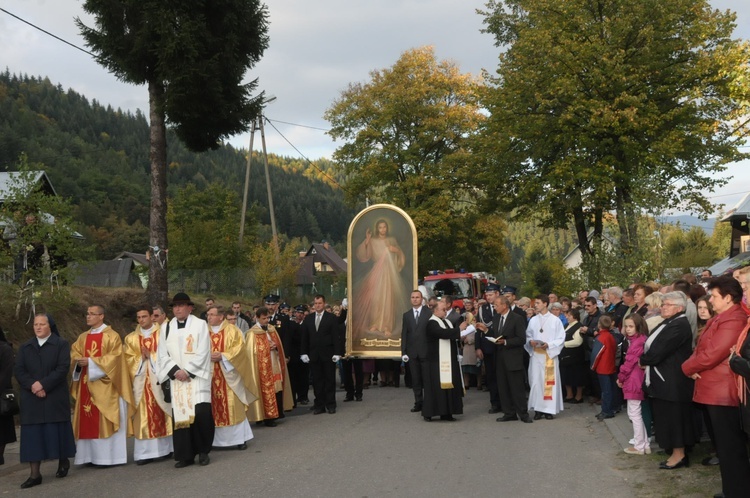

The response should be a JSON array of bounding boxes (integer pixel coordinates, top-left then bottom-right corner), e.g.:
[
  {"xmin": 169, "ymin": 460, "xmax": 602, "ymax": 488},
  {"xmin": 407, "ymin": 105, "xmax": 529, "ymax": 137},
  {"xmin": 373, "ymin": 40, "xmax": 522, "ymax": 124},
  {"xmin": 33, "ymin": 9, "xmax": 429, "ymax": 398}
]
[{"xmin": 422, "ymin": 270, "xmax": 491, "ymax": 310}]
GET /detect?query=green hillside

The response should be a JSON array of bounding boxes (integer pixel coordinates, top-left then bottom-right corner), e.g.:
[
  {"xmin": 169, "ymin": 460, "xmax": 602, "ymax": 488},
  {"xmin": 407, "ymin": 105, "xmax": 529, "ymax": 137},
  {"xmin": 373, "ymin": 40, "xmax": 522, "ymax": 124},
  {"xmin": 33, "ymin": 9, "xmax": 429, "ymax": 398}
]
[{"xmin": 0, "ymin": 71, "xmax": 357, "ymax": 259}]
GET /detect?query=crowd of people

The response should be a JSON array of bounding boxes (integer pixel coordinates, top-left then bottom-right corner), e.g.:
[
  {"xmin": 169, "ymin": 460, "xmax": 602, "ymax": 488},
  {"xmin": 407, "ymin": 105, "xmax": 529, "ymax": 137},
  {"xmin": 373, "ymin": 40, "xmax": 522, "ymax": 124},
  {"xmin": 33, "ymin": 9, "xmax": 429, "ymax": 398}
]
[{"xmin": 1, "ymin": 267, "xmax": 750, "ymax": 497}]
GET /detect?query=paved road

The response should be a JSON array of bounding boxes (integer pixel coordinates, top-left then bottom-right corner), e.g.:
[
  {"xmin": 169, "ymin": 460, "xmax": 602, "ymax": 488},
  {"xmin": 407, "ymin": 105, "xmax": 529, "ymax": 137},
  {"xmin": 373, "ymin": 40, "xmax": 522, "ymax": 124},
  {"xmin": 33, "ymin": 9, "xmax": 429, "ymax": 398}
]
[{"xmin": 1, "ymin": 386, "xmax": 637, "ymax": 497}]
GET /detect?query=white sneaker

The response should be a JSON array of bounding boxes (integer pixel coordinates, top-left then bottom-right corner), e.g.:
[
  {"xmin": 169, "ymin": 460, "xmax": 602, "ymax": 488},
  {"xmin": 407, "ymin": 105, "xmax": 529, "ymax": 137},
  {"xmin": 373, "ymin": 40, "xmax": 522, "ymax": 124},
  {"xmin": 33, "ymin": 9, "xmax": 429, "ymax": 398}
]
[
  {"xmin": 645, "ymin": 447, "xmax": 651, "ymax": 455},
  {"xmin": 629, "ymin": 438, "xmax": 635, "ymax": 445},
  {"xmin": 624, "ymin": 447, "xmax": 644, "ymax": 455}
]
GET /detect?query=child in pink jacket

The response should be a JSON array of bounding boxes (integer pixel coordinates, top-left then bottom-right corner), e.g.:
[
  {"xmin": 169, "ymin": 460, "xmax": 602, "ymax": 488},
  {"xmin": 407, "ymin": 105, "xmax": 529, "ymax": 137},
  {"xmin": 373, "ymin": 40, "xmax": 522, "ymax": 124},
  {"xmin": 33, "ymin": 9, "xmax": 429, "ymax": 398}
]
[{"xmin": 616, "ymin": 314, "xmax": 650, "ymax": 455}]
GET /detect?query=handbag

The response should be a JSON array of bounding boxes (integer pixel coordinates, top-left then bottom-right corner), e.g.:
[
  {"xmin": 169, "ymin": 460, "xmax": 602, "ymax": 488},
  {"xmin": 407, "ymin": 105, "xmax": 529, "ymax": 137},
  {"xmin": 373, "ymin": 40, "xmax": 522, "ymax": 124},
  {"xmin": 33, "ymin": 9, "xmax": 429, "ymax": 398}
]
[{"xmin": 0, "ymin": 388, "xmax": 19, "ymax": 417}]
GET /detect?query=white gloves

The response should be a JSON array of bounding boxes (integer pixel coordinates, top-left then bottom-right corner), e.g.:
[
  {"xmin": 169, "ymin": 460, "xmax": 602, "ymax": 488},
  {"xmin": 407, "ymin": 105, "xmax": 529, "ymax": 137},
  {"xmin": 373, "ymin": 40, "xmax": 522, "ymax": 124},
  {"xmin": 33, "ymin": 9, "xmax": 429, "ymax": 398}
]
[
  {"xmin": 332, "ymin": 355, "xmax": 341, "ymax": 363},
  {"xmin": 300, "ymin": 354, "xmax": 310, "ymax": 363},
  {"xmin": 401, "ymin": 355, "xmax": 409, "ymax": 363},
  {"xmin": 457, "ymin": 354, "xmax": 463, "ymax": 363}
]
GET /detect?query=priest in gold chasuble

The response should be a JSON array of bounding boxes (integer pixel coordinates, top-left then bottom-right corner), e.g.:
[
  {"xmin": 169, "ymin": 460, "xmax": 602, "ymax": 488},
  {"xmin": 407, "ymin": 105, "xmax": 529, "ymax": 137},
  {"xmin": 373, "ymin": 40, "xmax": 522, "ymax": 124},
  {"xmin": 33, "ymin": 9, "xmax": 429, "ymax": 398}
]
[
  {"xmin": 245, "ymin": 307, "xmax": 294, "ymax": 426},
  {"xmin": 71, "ymin": 305, "xmax": 135, "ymax": 465},
  {"xmin": 205, "ymin": 306, "xmax": 256, "ymax": 449},
  {"xmin": 124, "ymin": 305, "xmax": 173, "ymax": 464}
]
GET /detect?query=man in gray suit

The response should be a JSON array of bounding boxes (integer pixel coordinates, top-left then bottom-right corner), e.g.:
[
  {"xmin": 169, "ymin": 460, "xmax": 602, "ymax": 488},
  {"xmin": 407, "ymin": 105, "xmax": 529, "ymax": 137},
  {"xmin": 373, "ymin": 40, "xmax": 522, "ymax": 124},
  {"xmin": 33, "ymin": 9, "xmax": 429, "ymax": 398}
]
[{"xmin": 401, "ymin": 290, "xmax": 432, "ymax": 413}]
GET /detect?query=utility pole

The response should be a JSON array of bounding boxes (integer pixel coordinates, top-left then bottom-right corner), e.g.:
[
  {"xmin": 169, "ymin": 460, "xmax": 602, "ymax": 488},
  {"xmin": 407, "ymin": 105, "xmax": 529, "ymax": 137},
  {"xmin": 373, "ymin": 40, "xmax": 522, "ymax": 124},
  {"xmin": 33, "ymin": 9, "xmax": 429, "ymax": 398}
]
[
  {"xmin": 238, "ymin": 119, "xmax": 257, "ymax": 245},
  {"xmin": 239, "ymin": 96, "xmax": 277, "ymax": 248}
]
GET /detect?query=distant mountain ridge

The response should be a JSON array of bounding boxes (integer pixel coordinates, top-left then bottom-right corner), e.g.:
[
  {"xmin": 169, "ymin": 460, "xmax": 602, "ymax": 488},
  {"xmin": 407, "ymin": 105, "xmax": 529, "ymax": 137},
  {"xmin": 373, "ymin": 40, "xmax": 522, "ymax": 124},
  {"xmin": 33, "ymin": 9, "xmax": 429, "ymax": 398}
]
[
  {"xmin": 660, "ymin": 215, "xmax": 717, "ymax": 235},
  {"xmin": 0, "ymin": 71, "xmax": 357, "ymax": 258}
]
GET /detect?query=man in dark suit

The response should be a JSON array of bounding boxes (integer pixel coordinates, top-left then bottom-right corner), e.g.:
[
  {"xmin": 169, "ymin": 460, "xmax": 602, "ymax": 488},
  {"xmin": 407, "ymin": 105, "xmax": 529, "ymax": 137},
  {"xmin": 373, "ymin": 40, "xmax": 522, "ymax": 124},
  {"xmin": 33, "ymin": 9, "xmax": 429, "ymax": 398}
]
[
  {"xmin": 493, "ymin": 296, "xmax": 533, "ymax": 423},
  {"xmin": 443, "ymin": 295, "xmax": 462, "ymax": 327},
  {"xmin": 401, "ymin": 289, "xmax": 432, "ymax": 412},
  {"xmin": 300, "ymin": 294, "xmax": 342, "ymax": 414},
  {"xmin": 475, "ymin": 283, "xmax": 502, "ymax": 413},
  {"xmin": 502, "ymin": 286, "xmax": 527, "ymax": 319}
]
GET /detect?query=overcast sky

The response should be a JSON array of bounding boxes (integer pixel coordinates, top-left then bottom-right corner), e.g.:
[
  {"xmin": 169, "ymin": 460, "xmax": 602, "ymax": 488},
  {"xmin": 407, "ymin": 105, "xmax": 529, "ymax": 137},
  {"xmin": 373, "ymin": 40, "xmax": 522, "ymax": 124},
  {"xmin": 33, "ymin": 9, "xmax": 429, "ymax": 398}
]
[{"xmin": 1, "ymin": 0, "xmax": 748, "ymax": 218}]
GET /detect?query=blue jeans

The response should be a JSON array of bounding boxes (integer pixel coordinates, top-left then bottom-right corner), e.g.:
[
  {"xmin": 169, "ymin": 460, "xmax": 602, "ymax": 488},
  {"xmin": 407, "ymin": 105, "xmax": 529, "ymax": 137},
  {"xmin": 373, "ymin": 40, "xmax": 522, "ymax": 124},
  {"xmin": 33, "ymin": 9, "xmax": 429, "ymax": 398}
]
[{"xmin": 598, "ymin": 373, "xmax": 616, "ymax": 416}]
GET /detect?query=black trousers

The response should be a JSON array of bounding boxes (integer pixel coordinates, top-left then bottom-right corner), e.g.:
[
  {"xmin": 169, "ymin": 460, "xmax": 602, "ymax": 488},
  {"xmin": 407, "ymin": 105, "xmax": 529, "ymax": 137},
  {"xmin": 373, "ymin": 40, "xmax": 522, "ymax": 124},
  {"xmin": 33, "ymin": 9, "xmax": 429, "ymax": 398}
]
[
  {"xmin": 310, "ymin": 360, "xmax": 337, "ymax": 409},
  {"xmin": 287, "ymin": 362, "xmax": 310, "ymax": 402},
  {"xmin": 482, "ymin": 352, "xmax": 500, "ymax": 409},
  {"xmin": 497, "ymin": 365, "xmax": 528, "ymax": 418},
  {"xmin": 342, "ymin": 358, "xmax": 363, "ymax": 398},
  {"xmin": 408, "ymin": 356, "xmax": 429, "ymax": 405},
  {"xmin": 172, "ymin": 402, "xmax": 215, "ymax": 461},
  {"xmin": 706, "ymin": 404, "xmax": 750, "ymax": 498}
]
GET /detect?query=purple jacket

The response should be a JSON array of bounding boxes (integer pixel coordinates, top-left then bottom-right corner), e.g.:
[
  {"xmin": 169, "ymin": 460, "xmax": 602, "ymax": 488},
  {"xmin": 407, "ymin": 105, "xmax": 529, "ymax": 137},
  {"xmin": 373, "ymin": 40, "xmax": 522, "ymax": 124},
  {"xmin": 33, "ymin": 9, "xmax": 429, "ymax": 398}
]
[{"xmin": 618, "ymin": 334, "xmax": 647, "ymax": 401}]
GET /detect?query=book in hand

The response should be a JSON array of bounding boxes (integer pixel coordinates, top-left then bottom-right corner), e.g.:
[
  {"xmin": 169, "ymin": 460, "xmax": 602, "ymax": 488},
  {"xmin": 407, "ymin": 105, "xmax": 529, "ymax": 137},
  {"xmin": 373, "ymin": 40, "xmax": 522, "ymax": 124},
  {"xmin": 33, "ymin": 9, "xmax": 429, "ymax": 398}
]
[{"xmin": 484, "ymin": 335, "xmax": 504, "ymax": 344}]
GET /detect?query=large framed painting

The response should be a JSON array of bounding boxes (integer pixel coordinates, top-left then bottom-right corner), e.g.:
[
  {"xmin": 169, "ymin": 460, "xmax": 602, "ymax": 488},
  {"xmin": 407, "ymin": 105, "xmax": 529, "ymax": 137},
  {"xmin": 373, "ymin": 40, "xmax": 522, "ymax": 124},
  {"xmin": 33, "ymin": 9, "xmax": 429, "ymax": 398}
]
[{"xmin": 346, "ymin": 204, "xmax": 417, "ymax": 358}]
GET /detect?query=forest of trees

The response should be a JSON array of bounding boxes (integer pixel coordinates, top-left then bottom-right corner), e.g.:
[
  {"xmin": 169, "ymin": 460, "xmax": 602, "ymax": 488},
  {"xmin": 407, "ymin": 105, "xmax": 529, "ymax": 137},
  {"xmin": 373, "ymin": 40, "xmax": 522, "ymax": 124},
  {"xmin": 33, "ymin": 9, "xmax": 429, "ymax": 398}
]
[
  {"xmin": 0, "ymin": 71, "xmax": 734, "ymax": 289},
  {"xmin": 0, "ymin": 71, "xmax": 357, "ymax": 261}
]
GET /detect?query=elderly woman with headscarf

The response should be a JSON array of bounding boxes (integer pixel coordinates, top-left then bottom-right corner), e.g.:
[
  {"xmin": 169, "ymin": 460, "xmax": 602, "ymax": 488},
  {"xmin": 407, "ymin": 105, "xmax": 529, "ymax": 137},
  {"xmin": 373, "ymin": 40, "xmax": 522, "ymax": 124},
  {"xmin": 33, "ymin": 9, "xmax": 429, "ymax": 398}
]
[
  {"xmin": 13, "ymin": 314, "xmax": 76, "ymax": 488},
  {"xmin": 639, "ymin": 291, "xmax": 695, "ymax": 470},
  {"xmin": 684, "ymin": 276, "xmax": 750, "ymax": 498}
]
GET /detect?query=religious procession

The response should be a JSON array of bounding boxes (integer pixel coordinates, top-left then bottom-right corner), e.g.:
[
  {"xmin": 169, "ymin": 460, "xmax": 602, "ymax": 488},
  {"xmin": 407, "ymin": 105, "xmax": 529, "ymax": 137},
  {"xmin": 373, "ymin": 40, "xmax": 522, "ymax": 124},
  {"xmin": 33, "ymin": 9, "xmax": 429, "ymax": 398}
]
[{"xmin": 3, "ymin": 266, "xmax": 750, "ymax": 498}]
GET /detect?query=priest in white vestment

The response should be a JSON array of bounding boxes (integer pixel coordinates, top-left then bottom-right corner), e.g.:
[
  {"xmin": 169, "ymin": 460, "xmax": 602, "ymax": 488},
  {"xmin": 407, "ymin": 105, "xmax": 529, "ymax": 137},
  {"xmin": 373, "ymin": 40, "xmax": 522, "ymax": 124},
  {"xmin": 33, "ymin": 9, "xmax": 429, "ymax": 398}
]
[
  {"xmin": 157, "ymin": 293, "xmax": 214, "ymax": 468},
  {"xmin": 525, "ymin": 295, "xmax": 565, "ymax": 420}
]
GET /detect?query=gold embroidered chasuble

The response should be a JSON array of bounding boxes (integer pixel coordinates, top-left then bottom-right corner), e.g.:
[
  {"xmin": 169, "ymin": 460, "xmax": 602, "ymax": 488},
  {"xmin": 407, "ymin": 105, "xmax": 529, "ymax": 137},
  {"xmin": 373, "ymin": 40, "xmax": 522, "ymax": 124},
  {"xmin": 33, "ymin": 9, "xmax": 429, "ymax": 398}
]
[
  {"xmin": 70, "ymin": 326, "xmax": 135, "ymax": 439},
  {"xmin": 245, "ymin": 323, "xmax": 294, "ymax": 422},
  {"xmin": 124, "ymin": 325, "xmax": 173, "ymax": 439},
  {"xmin": 210, "ymin": 321, "xmax": 258, "ymax": 427}
]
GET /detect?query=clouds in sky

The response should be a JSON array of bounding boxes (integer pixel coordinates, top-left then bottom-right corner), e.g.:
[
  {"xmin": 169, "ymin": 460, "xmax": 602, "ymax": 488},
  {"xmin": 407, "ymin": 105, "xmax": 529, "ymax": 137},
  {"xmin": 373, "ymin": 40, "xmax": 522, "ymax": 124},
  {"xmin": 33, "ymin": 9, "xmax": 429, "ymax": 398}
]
[{"xmin": 1, "ymin": 0, "xmax": 748, "ymax": 214}]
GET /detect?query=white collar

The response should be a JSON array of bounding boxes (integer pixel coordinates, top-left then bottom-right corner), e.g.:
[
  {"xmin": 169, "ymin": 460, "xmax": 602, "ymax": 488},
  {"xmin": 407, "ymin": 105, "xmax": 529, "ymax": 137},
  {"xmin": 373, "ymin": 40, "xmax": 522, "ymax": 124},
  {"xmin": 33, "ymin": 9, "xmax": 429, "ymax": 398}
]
[
  {"xmin": 141, "ymin": 325, "xmax": 154, "ymax": 336},
  {"xmin": 37, "ymin": 335, "xmax": 51, "ymax": 346},
  {"xmin": 90, "ymin": 324, "xmax": 107, "ymax": 334},
  {"xmin": 210, "ymin": 325, "xmax": 222, "ymax": 333}
]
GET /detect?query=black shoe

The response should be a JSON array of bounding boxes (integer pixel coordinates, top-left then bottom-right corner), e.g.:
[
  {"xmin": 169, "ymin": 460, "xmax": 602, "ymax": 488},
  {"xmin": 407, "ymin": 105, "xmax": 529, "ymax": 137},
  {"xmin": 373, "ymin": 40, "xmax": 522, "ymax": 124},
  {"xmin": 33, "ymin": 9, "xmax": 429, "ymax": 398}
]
[
  {"xmin": 533, "ymin": 412, "xmax": 544, "ymax": 420},
  {"xmin": 440, "ymin": 415, "xmax": 457, "ymax": 421},
  {"xmin": 497, "ymin": 414, "xmax": 519, "ymax": 422},
  {"xmin": 571, "ymin": 398, "xmax": 584, "ymax": 404},
  {"xmin": 56, "ymin": 459, "xmax": 70, "ymax": 477},
  {"xmin": 175, "ymin": 460, "xmax": 194, "ymax": 468},
  {"xmin": 198, "ymin": 453, "xmax": 210, "ymax": 466},
  {"xmin": 520, "ymin": 416, "xmax": 533, "ymax": 423},
  {"xmin": 563, "ymin": 398, "xmax": 574, "ymax": 403},
  {"xmin": 237, "ymin": 443, "xmax": 248, "ymax": 450},
  {"xmin": 544, "ymin": 414, "xmax": 554, "ymax": 420},
  {"xmin": 299, "ymin": 399, "xmax": 309, "ymax": 405},
  {"xmin": 21, "ymin": 476, "xmax": 42, "ymax": 489},
  {"xmin": 423, "ymin": 416, "xmax": 432, "ymax": 422},
  {"xmin": 343, "ymin": 396, "xmax": 354, "ymax": 402},
  {"xmin": 264, "ymin": 420, "xmax": 278, "ymax": 427},
  {"xmin": 659, "ymin": 456, "xmax": 689, "ymax": 470},
  {"xmin": 702, "ymin": 456, "xmax": 719, "ymax": 466},
  {"xmin": 327, "ymin": 407, "xmax": 336, "ymax": 414},
  {"xmin": 410, "ymin": 404, "xmax": 422, "ymax": 413},
  {"xmin": 313, "ymin": 407, "xmax": 325, "ymax": 415},
  {"xmin": 488, "ymin": 406, "xmax": 502, "ymax": 414},
  {"xmin": 355, "ymin": 396, "xmax": 363, "ymax": 401},
  {"xmin": 160, "ymin": 452, "xmax": 173, "ymax": 461},
  {"xmin": 135, "ymin": 458, "xmax": 153, "ymax": 466}
]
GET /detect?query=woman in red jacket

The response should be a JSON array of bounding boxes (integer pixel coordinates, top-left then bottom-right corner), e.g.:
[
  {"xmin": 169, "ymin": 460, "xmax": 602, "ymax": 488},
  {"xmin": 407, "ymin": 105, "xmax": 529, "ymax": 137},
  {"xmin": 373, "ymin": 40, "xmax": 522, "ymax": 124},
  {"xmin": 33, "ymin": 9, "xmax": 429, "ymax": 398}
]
[{"xmin": 682, "ymin": 275, "xmax": 750, "ymax": 498}]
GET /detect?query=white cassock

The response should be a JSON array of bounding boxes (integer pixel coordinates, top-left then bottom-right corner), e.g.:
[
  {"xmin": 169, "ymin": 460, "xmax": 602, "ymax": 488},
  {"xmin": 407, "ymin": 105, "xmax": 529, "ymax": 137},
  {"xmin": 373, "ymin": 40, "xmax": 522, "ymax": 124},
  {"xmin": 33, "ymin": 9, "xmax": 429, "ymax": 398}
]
[
  {"xmin": 525, "ymin": 311, "xmax": 565, "ymax": 415},
  {"xmin": 73, "ymin": 324, "xmax": 128, "ymax": 465},
  {"xmin": 157, "ymin": 315, "xmax": 212, "ymax": 428},
  {"xmin": 131, "ymin": 326, "xmax": 174, "ymax": 460}
]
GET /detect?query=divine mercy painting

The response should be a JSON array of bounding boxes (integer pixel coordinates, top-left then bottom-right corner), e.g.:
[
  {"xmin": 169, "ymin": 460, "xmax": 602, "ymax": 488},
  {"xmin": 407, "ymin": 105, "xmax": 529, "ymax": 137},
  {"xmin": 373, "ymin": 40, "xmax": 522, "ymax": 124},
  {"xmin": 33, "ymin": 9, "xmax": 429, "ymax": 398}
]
[{"xmin": 347, "ymin": 204, "xmax": 417, "ymax": 357}]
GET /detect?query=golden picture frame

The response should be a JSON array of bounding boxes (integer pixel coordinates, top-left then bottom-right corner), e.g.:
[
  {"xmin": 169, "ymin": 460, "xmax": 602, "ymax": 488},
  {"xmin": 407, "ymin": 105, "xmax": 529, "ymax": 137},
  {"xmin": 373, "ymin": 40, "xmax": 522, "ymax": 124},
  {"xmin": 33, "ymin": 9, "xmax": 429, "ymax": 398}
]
[{"xmin": 346, "ymin": 204, "xmax": 418, "ymax": 358}]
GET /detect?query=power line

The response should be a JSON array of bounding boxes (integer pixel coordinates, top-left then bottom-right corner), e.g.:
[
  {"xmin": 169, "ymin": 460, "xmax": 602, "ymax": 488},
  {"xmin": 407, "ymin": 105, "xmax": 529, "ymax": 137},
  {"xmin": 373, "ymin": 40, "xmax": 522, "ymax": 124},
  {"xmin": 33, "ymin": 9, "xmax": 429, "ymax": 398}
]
[
  {"xmin": 266, "ymin": 117, "xmax": 331, "ymax": 133},
  {"xmin": 0, "ymin": 7, "xmax": 95, "ymax": 58},
  {"xmin": 263, "ymin": 118, "xmax": 351, "ymax": 195}
]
